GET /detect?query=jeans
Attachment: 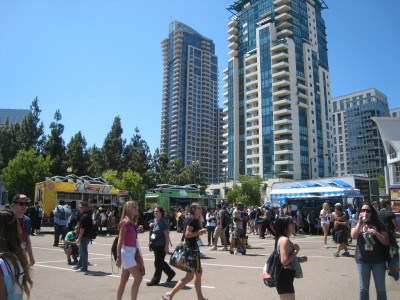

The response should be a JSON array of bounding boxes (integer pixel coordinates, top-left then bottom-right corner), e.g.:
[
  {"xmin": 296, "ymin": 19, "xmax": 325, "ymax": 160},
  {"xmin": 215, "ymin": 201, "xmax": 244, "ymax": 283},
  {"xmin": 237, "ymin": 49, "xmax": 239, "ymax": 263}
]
[
  {"xmin": 151, "ymin": 246, "xmax": 175, "ymax": 282},
  {"xmin": 207, "ymin": 226, "xmax": 215, "ymax": 245},
  {"xmin": 76, "ymin": 237, "xmax": 90, "ymax": 271},
  {"xmin": 54, "ymin": 224, "xmax": 67, "ymax": 246},
  {"xmin": 357, "ymin": 262, "xmax": 387, "ymax": 300}
]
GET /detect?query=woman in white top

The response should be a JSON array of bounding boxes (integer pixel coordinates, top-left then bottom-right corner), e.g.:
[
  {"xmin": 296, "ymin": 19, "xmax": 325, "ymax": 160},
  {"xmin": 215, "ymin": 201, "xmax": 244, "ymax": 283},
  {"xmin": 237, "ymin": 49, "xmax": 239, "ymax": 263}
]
[
  {"xmin": 319, "ymin": 202, "xmax": 330, "ymax": 248},
  {"xmin": 0, "ymin": 209, "xmax": 33, "ymax": 299},
  {"xmin": 205, "ymin": 208, "xmax": 217, "ymax": 246}
]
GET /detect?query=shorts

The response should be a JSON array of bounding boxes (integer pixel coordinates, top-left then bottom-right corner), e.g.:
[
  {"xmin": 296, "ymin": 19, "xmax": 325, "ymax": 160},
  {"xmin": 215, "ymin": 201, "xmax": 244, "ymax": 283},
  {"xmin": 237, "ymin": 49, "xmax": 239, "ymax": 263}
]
[
  {"xmin": 249, "ymin": 219, "xmax": 255, "ymax": 227},
  {"xmin": 321, "ymin": 222, "xmax": 330, "ymax": 228},
  {"xmin": 335, "ymin": 229, "xmax": 345, "ymax": 244},
  {"xmin": 276, "ymin": 268, "xmax": 295, "ymax": 294},
  {"xmin": 213, "ymin": 226, "xmax": 226, "ymax": 240},
  {"xmin": 121, "ymin": 246, "xmax": 138, "ymax": 269}
]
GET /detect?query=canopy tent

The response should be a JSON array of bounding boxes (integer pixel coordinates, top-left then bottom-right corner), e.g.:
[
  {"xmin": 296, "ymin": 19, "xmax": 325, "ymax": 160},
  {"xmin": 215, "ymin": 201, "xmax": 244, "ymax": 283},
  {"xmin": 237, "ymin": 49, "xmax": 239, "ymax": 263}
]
[{"xmin": 270, "ymin": 186, "xmax": 363, "ymax": 200}]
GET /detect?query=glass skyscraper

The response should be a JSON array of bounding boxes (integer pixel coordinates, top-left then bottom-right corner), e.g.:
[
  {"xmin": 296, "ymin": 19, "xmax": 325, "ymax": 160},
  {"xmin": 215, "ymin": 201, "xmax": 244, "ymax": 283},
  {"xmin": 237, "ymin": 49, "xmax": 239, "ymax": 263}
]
[
  {"xmin": 224, "ymin": 0, "xmax": 332, "ymax": 180},
  {"xmin": 332, "ymin": 88, "xmax": 389, "ymax": 178},
  {"xmin": 160, "ymin": 21, "xmax": 220, "ymax": 183}
]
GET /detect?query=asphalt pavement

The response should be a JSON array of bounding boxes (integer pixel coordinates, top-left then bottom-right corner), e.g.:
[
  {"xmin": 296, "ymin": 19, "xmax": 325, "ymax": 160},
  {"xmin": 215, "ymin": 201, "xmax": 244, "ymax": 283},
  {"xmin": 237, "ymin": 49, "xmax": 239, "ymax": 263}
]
[{"xmin": 29, "ymin": 228, "xmax": 399, "ymax": 300}]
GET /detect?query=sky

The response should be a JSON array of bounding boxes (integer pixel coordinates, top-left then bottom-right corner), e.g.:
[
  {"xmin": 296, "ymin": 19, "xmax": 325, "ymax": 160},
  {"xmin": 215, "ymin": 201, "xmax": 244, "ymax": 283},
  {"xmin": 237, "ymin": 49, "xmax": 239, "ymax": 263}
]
[{"xmin": 1, "ymin": 0, "xmax": 399, "ymax": 154}]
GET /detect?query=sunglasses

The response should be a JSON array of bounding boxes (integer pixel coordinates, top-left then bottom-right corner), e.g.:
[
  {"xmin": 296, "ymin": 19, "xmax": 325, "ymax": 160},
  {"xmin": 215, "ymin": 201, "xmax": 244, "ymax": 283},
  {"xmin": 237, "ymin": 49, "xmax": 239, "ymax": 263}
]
[
  {"xmin": 15, "ymin": 202, "xmax": 29, "ymax": 207},
  {"xmin": 361, "ymin": 209, "xmax": 371, "ymax": 213},
  {"xmin": 154, "ymin": 210, "xmax": 160, "ymax": 213}
]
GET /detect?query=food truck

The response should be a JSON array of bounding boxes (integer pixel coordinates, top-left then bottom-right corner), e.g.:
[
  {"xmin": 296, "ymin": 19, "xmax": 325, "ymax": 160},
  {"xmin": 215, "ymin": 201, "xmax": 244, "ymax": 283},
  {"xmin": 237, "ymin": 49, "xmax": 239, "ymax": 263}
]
[{"xmin": 35, "ymin": 175, "xmax": 119, "ymax": 218}]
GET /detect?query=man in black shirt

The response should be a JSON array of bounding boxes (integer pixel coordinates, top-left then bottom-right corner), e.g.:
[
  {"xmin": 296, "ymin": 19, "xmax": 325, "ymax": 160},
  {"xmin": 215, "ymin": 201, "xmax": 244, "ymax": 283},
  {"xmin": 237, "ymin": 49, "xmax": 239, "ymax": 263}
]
[{"xmin": 73, "ymin": 202, "xmax": 92, "ymax": 273}]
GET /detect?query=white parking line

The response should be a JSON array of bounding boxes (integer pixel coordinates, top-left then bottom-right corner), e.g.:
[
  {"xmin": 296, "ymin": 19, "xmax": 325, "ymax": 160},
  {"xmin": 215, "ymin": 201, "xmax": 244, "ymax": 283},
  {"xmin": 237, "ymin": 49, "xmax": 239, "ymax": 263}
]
[{"xmin": 34, "ymin": 264, "xmax": 215, "ymax": 289}]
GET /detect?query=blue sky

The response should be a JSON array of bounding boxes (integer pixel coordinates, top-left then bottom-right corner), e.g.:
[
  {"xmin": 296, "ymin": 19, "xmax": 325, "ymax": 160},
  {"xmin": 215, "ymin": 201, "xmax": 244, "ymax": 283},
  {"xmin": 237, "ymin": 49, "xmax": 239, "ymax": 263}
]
[{"xmin": 1, "ymin": 0, "xmax": 399, "ymax": 154}]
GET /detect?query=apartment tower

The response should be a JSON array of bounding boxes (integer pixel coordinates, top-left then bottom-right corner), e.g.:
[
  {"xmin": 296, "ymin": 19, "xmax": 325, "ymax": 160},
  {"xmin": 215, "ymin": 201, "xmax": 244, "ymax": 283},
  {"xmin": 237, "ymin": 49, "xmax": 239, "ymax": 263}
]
[
  {"xmin": 224, "ymin": 0, "xmax": 333, "ymax": 180},
  {"xmin": 332, "ymin": 88, "xmax": 389, "ymax": 178},
  {"xmin": 160, "ymin": 21, "xmax": 219, "ymax": 183}
]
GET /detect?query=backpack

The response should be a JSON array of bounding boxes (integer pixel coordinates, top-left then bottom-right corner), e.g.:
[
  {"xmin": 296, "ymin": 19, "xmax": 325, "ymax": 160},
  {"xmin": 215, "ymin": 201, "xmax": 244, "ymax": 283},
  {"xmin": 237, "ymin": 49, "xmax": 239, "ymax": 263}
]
[
  {"xmin": 262, "ymin": 248, "xmax": 283, "ymax": 287},
  {"xmin": 221, "ymin": 210, "xmax": 229, "ymax": 228},
  {"xmin": 56, "ymin": 205, "xmax": 71, "ymax": 220},
  {"xmin": 86, "ymin": 214, "xmax": 98, "ymax": 240},
  {"xmin": 111, "ymin": 236, "xmax": 118, "ymax": 261}
]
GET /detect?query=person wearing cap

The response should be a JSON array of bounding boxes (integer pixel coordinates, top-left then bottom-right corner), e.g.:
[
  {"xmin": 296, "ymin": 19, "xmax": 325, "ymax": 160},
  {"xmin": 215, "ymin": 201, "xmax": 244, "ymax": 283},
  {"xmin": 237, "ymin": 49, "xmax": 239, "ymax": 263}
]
[{"xmin": 11, "ymin": 194, "xmax": 35, "ymax": 266}]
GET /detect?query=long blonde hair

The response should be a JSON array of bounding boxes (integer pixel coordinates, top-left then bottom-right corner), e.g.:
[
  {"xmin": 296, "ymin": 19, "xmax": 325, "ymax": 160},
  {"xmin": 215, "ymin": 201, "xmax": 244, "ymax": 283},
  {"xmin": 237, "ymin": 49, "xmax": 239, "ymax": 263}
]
[
  {"xmin": 322, "ymin": 202, "xmax": 329, "ymax": 211},
  {"xmin": 120, "ymin": 201, "xmax": 138, "ymax": 226}
]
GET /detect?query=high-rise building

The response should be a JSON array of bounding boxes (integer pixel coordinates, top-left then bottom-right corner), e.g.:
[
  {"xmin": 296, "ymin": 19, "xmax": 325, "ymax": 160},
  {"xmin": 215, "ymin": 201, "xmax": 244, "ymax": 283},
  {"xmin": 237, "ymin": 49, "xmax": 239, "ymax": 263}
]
[
  {"xmin": 390, "ymin": 107, "xmax": 400, "ymax": 118},
  {"xmin": 160, "ymin": 21, "xmax": 220, "ymax": 183},
  {"xmin": 332, "ymin": 88, "xmax": 389, "ymax": 178},
  {"xmin": 224, "ymin": 0, "xmax": 333, "ymax": 180}
]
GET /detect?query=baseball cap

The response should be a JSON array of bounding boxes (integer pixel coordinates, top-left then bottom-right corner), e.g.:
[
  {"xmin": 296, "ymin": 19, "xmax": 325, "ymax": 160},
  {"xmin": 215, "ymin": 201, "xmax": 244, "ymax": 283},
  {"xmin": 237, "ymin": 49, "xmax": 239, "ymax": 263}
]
[{"xmin": 12, "ymin": 194, "xmax": 31, "ymax": 203}]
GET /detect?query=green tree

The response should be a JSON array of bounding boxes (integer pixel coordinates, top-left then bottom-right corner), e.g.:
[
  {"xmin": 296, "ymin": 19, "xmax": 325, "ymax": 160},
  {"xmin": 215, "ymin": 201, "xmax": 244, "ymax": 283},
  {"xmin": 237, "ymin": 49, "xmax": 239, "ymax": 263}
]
[
  {"xmin": 102, "ymin": 169, "xmax": 122, "ymax": 189},
  {"xmin": 102, "ymin": 116, "xmax": 125, "ymax": 172},
  {"xmin": 65, "ymin": 131, "xmax": 89, "ymax": 176},
  {"xmin": 18, "ymin": 97, "xmax": 44, "ymax": 151},
  {"xmin": 151, "ymin": 149, "xmax": 170, "ymax": 185},
  {"xmin": 0, "ymin": 120, "xmax": 20, "ymax": 170},
  {"xmin": 226, "ymin": 175, "xmax": 262, "ymax": 206},
  {"xmin": 43, "ymin": 110, "xmax": 66, "ymax": 175},
  {"xmin": 123, "ymin": 127, "xmax": 152, "ymax": 187},
  {"xmin": 87, "ymin": 145, "xmax": 104, "ymax": 178},
  {"xmin": 376, "ymin": 174, "xmax": 386, "ymax": 189},
  {"xmin": 240, "ymin": 175, "xmax": 262, "ymax": 206},
  {"xmin": 0, "ymin": 149, "xmax": 51, "ymax": 201},
  {"xmin": 121, "ymin": 169, "xmax": 146, "ymax": 207}
]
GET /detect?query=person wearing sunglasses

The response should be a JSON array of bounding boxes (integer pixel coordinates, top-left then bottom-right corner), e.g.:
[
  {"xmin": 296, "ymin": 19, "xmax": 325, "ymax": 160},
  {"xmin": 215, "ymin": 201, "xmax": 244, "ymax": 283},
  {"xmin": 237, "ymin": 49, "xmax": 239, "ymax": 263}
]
[
  {"xmin": 351, "ymin": 202, "xmax": 389, "ymax": 300},
  {"xmin": 11, "ymin": 194, "xmax": 35, "ymax": 266}
]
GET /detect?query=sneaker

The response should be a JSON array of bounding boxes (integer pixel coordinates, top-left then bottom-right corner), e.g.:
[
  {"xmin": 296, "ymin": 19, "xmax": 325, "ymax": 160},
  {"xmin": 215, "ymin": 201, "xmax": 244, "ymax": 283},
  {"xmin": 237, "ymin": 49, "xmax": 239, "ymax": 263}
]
[
  {"xmin": 222, "ymin": 247, "xmax": 229, "ymax": 251},
  {"xmin": 71, "ymin": 266, "xmax": 79, "ymax": 270},
  {"xmin": 333, "ymin": 252, "xmax": 340, "ymax": 258},
  {"xmin": 342, "ymin": 251, "xmax": 350, "ymax": 257},
  {"xmin": 75, "ymin": 268, "xmax": 88, "ymax": 273},
  {"xmin": 234, "ymin": 250, "xmax": 239, "ymax": 255},
  {"xmin": 210, "ymin": 246, "xmax": 217, "ymax": 250},
  {"xmin": 324, "ymin": 245, "xmax": 329, "ymax": 249}
]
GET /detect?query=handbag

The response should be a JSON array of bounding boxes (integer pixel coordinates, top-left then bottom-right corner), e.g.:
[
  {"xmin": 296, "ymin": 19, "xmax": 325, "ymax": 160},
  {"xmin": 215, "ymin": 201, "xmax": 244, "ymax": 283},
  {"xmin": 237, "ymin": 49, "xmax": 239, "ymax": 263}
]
[
  {"xmin": 170, "ymin": 243, "xmax": 200, "ymax": 273},
  {"xmin": 169, "ymin": 218, "xmax": 200, "ymax": 273}
]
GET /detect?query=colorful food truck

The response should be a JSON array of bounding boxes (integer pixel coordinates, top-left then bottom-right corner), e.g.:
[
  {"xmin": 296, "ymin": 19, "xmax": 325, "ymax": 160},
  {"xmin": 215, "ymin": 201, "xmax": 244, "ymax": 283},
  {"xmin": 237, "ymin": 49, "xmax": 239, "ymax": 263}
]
[{"xmin": 34, "ymin": 175, "xmax": 119, "ymax": 218}]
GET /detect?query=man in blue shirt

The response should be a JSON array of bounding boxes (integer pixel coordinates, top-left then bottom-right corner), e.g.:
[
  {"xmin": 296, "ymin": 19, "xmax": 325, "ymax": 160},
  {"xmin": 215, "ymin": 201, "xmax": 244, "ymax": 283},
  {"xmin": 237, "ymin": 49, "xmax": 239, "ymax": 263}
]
[{"xmin": 53, "ymin": 200, "xmax": 71, "ymax": 246}]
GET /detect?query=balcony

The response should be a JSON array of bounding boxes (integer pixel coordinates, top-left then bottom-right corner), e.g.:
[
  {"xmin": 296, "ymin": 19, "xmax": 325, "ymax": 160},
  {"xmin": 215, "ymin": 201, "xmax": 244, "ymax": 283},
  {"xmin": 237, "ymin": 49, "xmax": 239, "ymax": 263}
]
[
  {"xmin": 272, "ymin": 78, "xmax": 290, "ymax": 88},
  {"xmin": 274, "ymin": 127, "xmax": 293, "ymax": 135},
  {"xmin": 271, "ymin": 39, "xmax": 288, "ymax": 51},
  {"xmin": 228, "ymin": 34, "xmax": 238, "ymax": 42},
  {"xmin": 271, "ymin": 51, "xmax": 289, "ymax": 61},
  {"xmin": 272, "ymin": 69, "xmax": 290, "ymax": 78},
  {"xmin": 228, "ymin": 41, "xmax": 238, "ymax": 49},
  {"xmin": 273, "ymin": 97, "xmax": 291, "ymax": 105},
  {"xmin": 247, "ymin": 96, "xmax": 258, "ymax": 105},
  {"xmin": 275, "ymin": 4, "xmax": 291, "ymax": 14},
  {"xmin": 273, "ymin": 107, "xmax": 291, "ymax": 116},
  {"xmin": 247, "ymin": 105, "xmax": 258, "ymax": 114},
  {"xmin": 272, "ymin": 60, "xmax": 289, "ymax": 70},
  {"xmin": 275, "ymin": 12, "xmax": 291, "ymax": 22},
  {"xmin": 229, "ymin": 49, "xmax": 238, "ymax": 57},
  {"xmin": 273, "ymin": 88, "xmax": 291, "ymax": 97},
  {"xmin": 276, "ymin": 28, "xmax": 293, "ymax": 38},
  {"xmin": 228, "ymin": 19, "xmax": 238, "ymax": 27},
  {"xmin": 246, "ymin": 86, "xmax": 258, "ymax": 96},
  {"xmin": 228, "ymin": 27, "xmax": 238, "ymax": 35},
  {"xmin": 274, "ymin": 0, "xmax": 290, "ymax": 5},
  {"xmin": 274, "ymin": 117, "xmax": 292, "ymax": 125}
]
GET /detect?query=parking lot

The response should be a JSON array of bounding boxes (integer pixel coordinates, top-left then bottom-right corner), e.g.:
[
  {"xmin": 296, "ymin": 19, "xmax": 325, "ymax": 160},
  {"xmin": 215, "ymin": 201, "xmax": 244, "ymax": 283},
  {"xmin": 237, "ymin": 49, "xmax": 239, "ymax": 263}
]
[{"xmin": 30, "ymin": 228, "xmax": 399, "ymax": 299}]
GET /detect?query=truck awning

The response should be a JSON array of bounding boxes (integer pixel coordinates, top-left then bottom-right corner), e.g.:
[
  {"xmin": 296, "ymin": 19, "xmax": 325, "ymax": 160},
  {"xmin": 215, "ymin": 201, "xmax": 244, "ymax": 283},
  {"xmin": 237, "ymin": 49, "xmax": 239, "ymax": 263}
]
[{"xmin": 270, "ymin": 186, "xmax": 363, "ymax": 199}]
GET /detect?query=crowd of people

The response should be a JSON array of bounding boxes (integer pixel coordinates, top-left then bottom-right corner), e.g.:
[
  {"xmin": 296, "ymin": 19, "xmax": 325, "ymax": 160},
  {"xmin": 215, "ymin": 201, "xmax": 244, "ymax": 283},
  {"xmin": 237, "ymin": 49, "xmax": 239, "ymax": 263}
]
[{"xmin": 0, "ymin": 194, "xmax": 398, "ymax": 299}]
